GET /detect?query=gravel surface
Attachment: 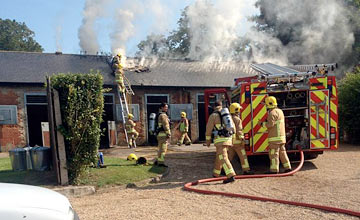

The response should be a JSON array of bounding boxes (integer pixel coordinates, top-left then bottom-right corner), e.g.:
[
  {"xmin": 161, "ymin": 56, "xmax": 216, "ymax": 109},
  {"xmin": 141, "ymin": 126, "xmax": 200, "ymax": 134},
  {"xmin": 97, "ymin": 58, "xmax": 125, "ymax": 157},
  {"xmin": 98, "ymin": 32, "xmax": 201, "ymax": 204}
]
[{"xmin": 70, "ymin": 144, "xmax": 360, "ymax": 220}]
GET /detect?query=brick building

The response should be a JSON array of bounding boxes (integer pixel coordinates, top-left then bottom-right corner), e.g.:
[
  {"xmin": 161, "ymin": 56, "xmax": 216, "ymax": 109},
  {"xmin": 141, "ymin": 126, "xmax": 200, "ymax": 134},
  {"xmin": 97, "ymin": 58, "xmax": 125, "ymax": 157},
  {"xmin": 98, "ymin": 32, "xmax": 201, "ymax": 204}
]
[{"xmin": 0, "ymin": 51, "xmax": 252, "ymax": 151}]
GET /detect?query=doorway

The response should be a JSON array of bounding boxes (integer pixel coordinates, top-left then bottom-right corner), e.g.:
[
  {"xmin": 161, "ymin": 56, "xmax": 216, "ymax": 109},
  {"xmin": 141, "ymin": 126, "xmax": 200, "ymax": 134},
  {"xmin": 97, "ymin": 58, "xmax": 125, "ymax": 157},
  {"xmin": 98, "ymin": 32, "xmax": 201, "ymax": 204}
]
[
  {"xmin": 100, "ymin": 94, "xmax": 115, "ymax": 149},
  {"xmin": 197, "ymin": 94, "xmax": 205, "ymax": 141},
  {"xmin": 25, "ymin": 94, "xmax": 48, "ymax": 147},
  {"xmin": 145, "ymin": 94, "xmax": 169, "ymax": 145}
]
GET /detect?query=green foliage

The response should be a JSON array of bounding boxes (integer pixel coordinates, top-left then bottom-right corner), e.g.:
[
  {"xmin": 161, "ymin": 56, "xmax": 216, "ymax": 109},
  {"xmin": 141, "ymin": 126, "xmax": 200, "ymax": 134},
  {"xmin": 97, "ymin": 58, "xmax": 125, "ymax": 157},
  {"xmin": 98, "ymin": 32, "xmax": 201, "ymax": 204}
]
[
  {"xmin": 77, "ymin": 157, "xmax": 166, "ymax": 187},
  {"xmin": 0, "ymin": 19, "xmax": 43, "ymax": 52},
  {"xmin": 51, "ymin": 72, "xmax": 105, "ymax": 184},
  {"xmin": 338, "ymin": 67, "xmax": 360, "ymax": 143}
]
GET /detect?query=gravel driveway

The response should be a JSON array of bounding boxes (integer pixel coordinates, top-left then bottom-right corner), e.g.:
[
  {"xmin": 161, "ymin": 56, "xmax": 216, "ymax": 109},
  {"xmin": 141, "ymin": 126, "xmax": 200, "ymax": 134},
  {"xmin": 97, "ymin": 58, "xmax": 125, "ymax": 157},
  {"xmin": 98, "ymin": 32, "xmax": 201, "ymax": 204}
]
[{"xmin": 70, "ymin": 143, "xmax": 360, "ymax": 220}]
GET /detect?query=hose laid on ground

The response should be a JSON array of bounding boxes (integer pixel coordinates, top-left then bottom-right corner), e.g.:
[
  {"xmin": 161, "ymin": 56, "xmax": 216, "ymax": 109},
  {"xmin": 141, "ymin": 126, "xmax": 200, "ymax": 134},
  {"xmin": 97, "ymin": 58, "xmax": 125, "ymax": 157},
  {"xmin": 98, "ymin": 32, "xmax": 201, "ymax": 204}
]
[{"xmin": 183, "ymin": 149, "xmax": 360, "ymax": 218}]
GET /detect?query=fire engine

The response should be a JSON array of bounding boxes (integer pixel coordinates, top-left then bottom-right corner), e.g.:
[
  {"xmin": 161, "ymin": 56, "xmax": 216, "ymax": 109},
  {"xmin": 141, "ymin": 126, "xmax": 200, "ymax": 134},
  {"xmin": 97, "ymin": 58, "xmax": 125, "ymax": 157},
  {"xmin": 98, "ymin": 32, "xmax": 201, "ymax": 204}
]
[{"xmin": 205, "ymin": 63, "xmax": 339, "ymax": 159}]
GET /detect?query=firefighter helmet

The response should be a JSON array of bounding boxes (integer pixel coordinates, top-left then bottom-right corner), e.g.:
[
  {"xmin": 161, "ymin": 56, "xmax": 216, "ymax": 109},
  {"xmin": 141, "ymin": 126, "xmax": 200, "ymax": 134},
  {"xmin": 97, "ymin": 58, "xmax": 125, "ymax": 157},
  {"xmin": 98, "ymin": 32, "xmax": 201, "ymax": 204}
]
[
  {"xmin": 127, "ymin": 153, "xmax": 138, "ymax": 161},
  {"xmin": 229, "ymin": 103, "xmax": 242, "ymax": 114},
  {"xmin": 265, "ymin": 96, "xmax": 277, "ymax": 109},
  {"xmin": 128, "ymin": 113, "xmax": 134, "ymax": 119},
  {"xmin": 181, "ymin": 112, "xmax": 186, "ymax": 118}
]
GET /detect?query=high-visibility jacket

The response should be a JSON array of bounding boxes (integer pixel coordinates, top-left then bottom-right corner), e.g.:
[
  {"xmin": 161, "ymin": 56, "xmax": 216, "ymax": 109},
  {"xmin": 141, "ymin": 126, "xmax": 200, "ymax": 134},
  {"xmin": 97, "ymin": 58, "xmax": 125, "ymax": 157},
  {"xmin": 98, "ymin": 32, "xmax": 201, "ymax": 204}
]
[
  {"xmin": 205, "ymin": 106, "xmax": 232, "ymax": 145},
  {"xmin": 265, "ymin": 108, "xmax": 286, "ymax": 144},
  {"xmin": 126, "ymin": 119, "xmax": 136, "ymax": 133},
  {"xmin": 231, "ymin": 114, "xmax": 244, "ymax": 145},
  {"xmin": 157, "ymin": 112, "xmax": 171, "ymax": 138},
  {"xmin": 179, "ymin": 118, "xmax": 189, "ymax": 132}
]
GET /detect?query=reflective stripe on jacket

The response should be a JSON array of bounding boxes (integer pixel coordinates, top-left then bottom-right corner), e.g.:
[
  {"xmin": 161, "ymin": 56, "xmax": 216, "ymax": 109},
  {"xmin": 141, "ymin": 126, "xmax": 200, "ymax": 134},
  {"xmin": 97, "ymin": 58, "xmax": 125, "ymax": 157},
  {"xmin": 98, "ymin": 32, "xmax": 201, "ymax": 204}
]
[
  {"xmin": 205, "ymin": 106, "xmax": 232, "ymax": 145},
  {"xmin": 231, "ymin": 114, "xmax": 244, "ymax": 145},
  {"xmin": 157, "ymin": 112, "xmax": 171, "ymax": 137},
  {"xmin": 265, "ymin": 108, "xmax": 286, "ymax": 144}
]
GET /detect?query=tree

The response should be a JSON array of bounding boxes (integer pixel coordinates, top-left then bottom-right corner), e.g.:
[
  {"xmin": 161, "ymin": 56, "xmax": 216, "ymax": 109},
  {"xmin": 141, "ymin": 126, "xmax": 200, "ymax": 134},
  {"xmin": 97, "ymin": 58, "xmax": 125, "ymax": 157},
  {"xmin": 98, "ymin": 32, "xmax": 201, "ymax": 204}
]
[
  {"xmin": 0, "ymin": 19, "xmax": 43, "ymax": 52},
  {"xmin": 338, "ymin": 66, "xmax": 360, "ymax": 144},
  {"xmin": 136, "ymin": 34, "xmax": 168, "ymax": 57}
]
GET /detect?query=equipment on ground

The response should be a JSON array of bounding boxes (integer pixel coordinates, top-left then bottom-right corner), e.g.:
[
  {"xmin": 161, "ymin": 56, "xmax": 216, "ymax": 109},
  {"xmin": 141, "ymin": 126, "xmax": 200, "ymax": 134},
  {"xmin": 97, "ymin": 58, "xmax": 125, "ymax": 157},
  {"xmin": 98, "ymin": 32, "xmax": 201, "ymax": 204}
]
[
  {"xmin": 136, "ymin": 157, "xmax": 147, "ymax": 165},
  {"xmin": 205, "ymin": 62, "xmax": 339, "ymax": 159},
  {"xmin": 127, "ymin": 153, "xmax": 138, "ymax": 161}
]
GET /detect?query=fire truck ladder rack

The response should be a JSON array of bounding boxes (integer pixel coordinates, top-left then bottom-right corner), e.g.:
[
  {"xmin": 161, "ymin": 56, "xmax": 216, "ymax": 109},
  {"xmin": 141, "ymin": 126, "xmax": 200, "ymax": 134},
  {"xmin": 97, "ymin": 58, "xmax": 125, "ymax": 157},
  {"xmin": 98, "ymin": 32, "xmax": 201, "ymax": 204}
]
[
  {"xmin": 117, "ymin": 75, "xmax": 135, "ymax": 148},
  {"xmin": 250, "ymin": 63, "xmax": 315, "ymax": 80}
]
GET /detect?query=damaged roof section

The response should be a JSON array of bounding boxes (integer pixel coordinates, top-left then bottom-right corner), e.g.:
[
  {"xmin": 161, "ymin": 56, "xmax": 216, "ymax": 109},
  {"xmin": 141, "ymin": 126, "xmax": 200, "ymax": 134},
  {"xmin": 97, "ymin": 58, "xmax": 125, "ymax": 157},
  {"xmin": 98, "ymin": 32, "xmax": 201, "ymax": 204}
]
[{"xmin": 124, "ymin": 58, "xmax": 256, "ymax": 88}]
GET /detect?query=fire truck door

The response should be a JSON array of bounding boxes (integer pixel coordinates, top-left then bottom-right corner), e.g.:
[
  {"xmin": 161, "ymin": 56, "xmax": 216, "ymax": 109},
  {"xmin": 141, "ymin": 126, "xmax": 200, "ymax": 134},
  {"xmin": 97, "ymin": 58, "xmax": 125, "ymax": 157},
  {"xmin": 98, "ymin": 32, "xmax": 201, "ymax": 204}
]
[
  {"xmin": 251, "ymin": 94, "xmax": 268, "ymax": 153},
  {"xmin": 309, "ymin": 90, "xmax": 330, "ymax": 149}
]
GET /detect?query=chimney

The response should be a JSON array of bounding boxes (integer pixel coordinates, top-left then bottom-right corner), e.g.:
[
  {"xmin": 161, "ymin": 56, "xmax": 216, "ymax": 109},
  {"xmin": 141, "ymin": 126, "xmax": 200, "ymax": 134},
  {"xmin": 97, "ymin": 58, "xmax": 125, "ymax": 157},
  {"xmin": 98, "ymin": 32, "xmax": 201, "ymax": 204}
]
[{"xmin": 55, "ymin": 51, "xmax": 62, "ymax": 55}]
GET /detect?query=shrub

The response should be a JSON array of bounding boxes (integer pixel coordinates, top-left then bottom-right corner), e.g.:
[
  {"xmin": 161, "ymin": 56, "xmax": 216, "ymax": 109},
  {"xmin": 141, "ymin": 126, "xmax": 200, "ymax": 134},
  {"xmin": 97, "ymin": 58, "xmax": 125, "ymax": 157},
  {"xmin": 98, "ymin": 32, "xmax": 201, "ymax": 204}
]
[
  {"xmin": 51, "ymin": 72, "xmax": 106, "ymax": 184},
  {"xmin": 338, "ymin": 66, "xmax": 360, "ymax": 144}
]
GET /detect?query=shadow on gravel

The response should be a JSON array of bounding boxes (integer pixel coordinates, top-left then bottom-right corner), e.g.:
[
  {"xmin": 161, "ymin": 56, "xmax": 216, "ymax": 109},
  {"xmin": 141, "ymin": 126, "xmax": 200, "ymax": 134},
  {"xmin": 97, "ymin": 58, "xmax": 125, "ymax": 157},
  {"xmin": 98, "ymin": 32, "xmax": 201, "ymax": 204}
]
[{"xmin": 135, "ymin": 150, "xmax": 317, "ymax": 191}]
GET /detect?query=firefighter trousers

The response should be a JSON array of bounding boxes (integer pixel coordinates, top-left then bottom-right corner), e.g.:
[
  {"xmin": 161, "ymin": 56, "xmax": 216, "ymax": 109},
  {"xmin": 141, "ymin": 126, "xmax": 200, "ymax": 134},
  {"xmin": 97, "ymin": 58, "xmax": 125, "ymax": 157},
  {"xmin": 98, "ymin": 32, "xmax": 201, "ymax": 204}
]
[
  {"xmin": 127, "ymin": 131, "xmax": 139, "ymax": 147},
  {"xmin": 178, "ymin": 132, "xmax": 191, "ymax": 144},
  {"xmin": 213, "ymin": 143, "xmax": 236, "ymax": 178},
  {"xmin": 268, "ymin": 143, "xmax": 291, "ymax": 173},
  {"xmin": 156, "ymin": 136, "xmax": 169, "ymax": 165},
  {"xmin": 228, "ymin": 144, "xmax": 250, "ymax": 172}
]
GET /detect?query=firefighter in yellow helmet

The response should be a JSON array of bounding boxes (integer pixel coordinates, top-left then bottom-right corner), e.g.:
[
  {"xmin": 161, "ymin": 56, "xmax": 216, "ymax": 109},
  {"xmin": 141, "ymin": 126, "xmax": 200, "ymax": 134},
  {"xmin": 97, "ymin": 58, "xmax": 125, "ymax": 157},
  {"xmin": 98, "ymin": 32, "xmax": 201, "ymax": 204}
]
[
  {"xmin": 228, "ymin": 103, "xmax": 254, "ymax": 175},
  {"xmin": 206, "ymin": 100, "xmax": 236, "ymax": 184},
  {"xmin": 176, "ymin": 111, "xmax": 192, "ymax": 146},
  {"xmin": 154, "ymin": 103, "xmax": 171, "ymax": 167},
  {"xmin": 126, "ymin": 113, "xmax": 139, "ymax": 148},
  {"xmin": 260, "ymin": 96, "xmax": 292, "ymax": 174},
  {"xmin": 113, "ymin": 53, "xmax": 125, "ymax": 93}
]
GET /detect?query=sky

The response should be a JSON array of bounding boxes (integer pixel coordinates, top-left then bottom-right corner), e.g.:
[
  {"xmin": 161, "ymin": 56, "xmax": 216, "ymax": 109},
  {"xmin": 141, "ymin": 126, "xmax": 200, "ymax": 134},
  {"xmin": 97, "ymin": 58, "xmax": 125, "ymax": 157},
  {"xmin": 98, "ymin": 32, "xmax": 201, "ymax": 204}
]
[
  {"xmin": 0, "ymin": 0, "xmax": 196, "ymax": 55},
  {"xmin": 0, "ymin": 0, "xmax": 259, "ymax": 57}
]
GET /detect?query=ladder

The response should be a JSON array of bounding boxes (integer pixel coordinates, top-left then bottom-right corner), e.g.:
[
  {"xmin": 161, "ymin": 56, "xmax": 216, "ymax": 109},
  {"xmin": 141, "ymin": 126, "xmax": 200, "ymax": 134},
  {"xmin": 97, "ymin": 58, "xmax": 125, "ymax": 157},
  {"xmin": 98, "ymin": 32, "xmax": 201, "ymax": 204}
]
[{"xmin": 117, "ymin": 75, "xmax": 135, "ymax": 148}]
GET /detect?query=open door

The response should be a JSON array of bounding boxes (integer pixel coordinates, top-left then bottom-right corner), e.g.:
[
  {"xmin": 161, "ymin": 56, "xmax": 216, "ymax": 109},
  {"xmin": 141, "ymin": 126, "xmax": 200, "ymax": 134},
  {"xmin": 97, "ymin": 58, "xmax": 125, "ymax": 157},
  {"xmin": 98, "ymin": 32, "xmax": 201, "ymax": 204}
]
[{"xmin": 204, "ymin": 88, "xmax": 230, "ymax": 123}]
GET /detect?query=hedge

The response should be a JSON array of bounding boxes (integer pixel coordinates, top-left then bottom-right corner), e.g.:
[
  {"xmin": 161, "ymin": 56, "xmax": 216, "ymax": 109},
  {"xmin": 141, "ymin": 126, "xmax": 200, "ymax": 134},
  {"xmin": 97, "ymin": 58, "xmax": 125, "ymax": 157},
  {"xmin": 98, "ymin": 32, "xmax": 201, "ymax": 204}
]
[{"xmin": 51, "ymin": 72, "xmax": 106, "ymax": 184}]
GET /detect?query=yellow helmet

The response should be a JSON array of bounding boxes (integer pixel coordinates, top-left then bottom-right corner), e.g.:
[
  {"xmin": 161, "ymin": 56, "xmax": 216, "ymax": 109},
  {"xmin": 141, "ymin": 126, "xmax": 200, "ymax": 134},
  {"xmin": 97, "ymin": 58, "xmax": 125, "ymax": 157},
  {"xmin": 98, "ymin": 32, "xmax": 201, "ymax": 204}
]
[
  {"xmin": 128, "ymin": 113, "xmax": 134, "ymax": 119},
  {"xmin": 229, "ymin": 103, "xmax": 242, "ymax": 114},
  {"xmin": 117, "ymin": 53, "xmax": 122, "ymax": 58},
  {"xmin": 181, "ymin": 112, "xmax": 186, "ymax": 118},
  {"xmin": 127, "ymin": 153, "xmax": 137, "ymax": 161},
  {"xmin": 265, "ymin": 96, "xmax": 277, "ymax": 109}
]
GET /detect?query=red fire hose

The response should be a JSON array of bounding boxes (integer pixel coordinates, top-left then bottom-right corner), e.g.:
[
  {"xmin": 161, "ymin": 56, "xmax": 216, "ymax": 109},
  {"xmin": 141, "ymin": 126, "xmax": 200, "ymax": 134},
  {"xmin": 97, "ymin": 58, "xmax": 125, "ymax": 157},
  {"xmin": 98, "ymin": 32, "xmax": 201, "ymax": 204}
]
[{"xmin": 183, "ymin": 149, "xmax": 360, "ymax": 218}]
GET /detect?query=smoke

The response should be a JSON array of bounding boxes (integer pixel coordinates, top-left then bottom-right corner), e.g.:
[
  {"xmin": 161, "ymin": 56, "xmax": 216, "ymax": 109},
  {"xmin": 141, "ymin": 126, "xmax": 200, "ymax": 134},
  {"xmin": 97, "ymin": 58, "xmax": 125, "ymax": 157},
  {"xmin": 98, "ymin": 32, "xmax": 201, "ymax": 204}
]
[
  {"xmin": 186, "ymin": 0, "xmax": 257, "ymax": 62},
  {"xmin": 78, "ymin": 0, "xmax": 111, "ymax": 55},
  {"xmin": 256, "ymin": 0, "xmax": 354, "ymax": 65},
  {"xmin": 56, "ymin": 25, "xmax": 62, "ymax": 52},
  {"xmin": 185, "ymin": 0, "xmax": 354, "ymax": 65}
]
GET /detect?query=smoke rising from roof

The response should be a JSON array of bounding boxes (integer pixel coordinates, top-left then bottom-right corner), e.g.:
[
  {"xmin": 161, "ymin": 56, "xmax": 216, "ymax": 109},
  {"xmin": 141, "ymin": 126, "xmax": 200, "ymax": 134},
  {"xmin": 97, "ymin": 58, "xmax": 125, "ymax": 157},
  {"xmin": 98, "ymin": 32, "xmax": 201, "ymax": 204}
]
[{"xmin": 78, "ymin": 0, "xmax": 111, "ymax": 55}]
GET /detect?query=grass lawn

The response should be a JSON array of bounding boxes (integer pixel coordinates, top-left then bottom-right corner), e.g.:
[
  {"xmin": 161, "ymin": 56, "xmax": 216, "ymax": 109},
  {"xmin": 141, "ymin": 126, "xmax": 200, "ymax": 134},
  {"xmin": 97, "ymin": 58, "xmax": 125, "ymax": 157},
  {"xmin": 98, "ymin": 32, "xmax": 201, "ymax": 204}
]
[
  {"xmin": 0, "ymin": 157, "xmax": 166, "ymax": 188},
  {"xmin": 78, "ymin": 157, "xmax": 166, "ymax": 187}
]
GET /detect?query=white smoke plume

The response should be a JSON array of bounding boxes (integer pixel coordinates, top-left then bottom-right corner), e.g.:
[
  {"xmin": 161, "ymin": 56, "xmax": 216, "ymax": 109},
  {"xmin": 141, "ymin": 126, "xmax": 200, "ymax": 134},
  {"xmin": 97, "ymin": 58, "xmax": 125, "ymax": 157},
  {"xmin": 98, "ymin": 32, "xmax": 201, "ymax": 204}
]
[
  {"xmin": 186, "ymin": 0, "xmax": 257, "ymax": 62},
  {"xmin": 78, "ymin": 0, "xmax": 111, "ymax": 55},
  {"xmin": 185, "ymin": 0, "xmax": 354, "ymax": 65}
]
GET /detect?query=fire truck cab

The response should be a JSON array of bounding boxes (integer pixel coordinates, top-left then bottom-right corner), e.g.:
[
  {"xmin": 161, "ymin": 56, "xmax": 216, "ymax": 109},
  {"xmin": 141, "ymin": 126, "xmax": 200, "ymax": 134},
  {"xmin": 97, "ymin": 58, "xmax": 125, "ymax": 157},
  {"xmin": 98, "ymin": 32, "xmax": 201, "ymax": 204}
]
[{"xmin": 205, "ymin": 63, "xmax": 339, "ymax": 158}]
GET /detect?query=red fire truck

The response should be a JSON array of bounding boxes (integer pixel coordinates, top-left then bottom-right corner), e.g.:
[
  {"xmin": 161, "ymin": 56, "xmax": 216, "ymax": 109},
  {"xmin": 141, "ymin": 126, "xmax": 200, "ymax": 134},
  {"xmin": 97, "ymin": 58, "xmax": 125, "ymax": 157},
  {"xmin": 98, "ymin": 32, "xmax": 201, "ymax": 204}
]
[{"xmin": 205, "ymin": 63, "xmax": 339, "ymax": 159}]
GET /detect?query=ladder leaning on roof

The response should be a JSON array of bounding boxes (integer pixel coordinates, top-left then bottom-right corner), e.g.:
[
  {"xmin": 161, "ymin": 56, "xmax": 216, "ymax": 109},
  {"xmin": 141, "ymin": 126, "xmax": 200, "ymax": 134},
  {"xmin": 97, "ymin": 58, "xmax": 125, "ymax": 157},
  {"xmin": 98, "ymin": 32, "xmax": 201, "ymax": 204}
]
[{"xmin": 113, "ymin": 54, "xmax": 135, "ymax": 148}]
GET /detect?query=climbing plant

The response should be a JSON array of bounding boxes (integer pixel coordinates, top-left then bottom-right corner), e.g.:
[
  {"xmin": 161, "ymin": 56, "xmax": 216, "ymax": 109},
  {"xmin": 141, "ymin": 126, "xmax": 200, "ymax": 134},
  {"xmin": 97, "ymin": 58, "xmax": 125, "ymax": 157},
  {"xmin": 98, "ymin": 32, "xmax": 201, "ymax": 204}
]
[{"xmin": 51, "ymin": 72, "xmax": 106, "ymax": 184}]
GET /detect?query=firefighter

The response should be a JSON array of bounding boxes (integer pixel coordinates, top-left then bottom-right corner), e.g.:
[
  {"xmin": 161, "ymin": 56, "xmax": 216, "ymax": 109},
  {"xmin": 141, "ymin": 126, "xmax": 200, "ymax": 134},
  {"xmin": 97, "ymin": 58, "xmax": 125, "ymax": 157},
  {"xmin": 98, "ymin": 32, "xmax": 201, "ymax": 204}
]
[
  {"xmin": 154, "ymin": 103, "xmax": 171, "ymax": 167},
  {"xmin": 206, "ymin": 100, "xmax": 236, "ymax": 184},
  {"xmin": 176, "ymin": 111, "xmax": 192, "ymax": 146},
  {"xmin": 228, "ymin": 103, "xmax": 254, "ymax": 175},
  {"xmin": 126, "ymin": 113, "xmax": 138, "ymax": 148},
  {"xmin": 113, "ymin": 53, "xmax": 125, "ymax": 93},
  {"xmin": 260, "ymin": 96, "xmax": 292, "ymax": 174}
]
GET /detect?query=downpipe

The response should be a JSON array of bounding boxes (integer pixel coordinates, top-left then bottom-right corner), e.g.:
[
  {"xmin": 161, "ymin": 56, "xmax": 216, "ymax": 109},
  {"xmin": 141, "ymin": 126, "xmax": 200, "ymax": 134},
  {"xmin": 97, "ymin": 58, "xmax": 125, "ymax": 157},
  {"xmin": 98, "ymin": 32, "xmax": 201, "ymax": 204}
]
[{"xmin": 184, "ymin": 147, "xmax": 360, "ymax": 218}]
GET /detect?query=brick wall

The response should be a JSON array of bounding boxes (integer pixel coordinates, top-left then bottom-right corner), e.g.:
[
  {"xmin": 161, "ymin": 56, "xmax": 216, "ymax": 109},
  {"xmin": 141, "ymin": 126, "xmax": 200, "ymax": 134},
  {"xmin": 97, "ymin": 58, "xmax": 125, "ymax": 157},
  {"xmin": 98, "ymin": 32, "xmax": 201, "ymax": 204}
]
[
  {"xmin": 0, "ymin": 87, "xmax": 27, "ymax": 151},
  {"xmin": 115, "ymin": 87, "xmax": 205, "ymax": 146}
]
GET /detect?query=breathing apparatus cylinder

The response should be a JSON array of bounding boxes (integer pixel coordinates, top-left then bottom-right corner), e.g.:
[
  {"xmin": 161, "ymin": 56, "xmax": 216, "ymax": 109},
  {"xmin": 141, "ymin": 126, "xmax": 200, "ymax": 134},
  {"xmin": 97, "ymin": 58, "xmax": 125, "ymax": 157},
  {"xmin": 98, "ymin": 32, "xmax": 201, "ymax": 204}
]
[
  {"xmin": 149, "ymin": 113, "xmax": 156, "ymax": 134},
  {"xmin": 220, "ymin": 108, "xmax": 234, "ymax": 134}
]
